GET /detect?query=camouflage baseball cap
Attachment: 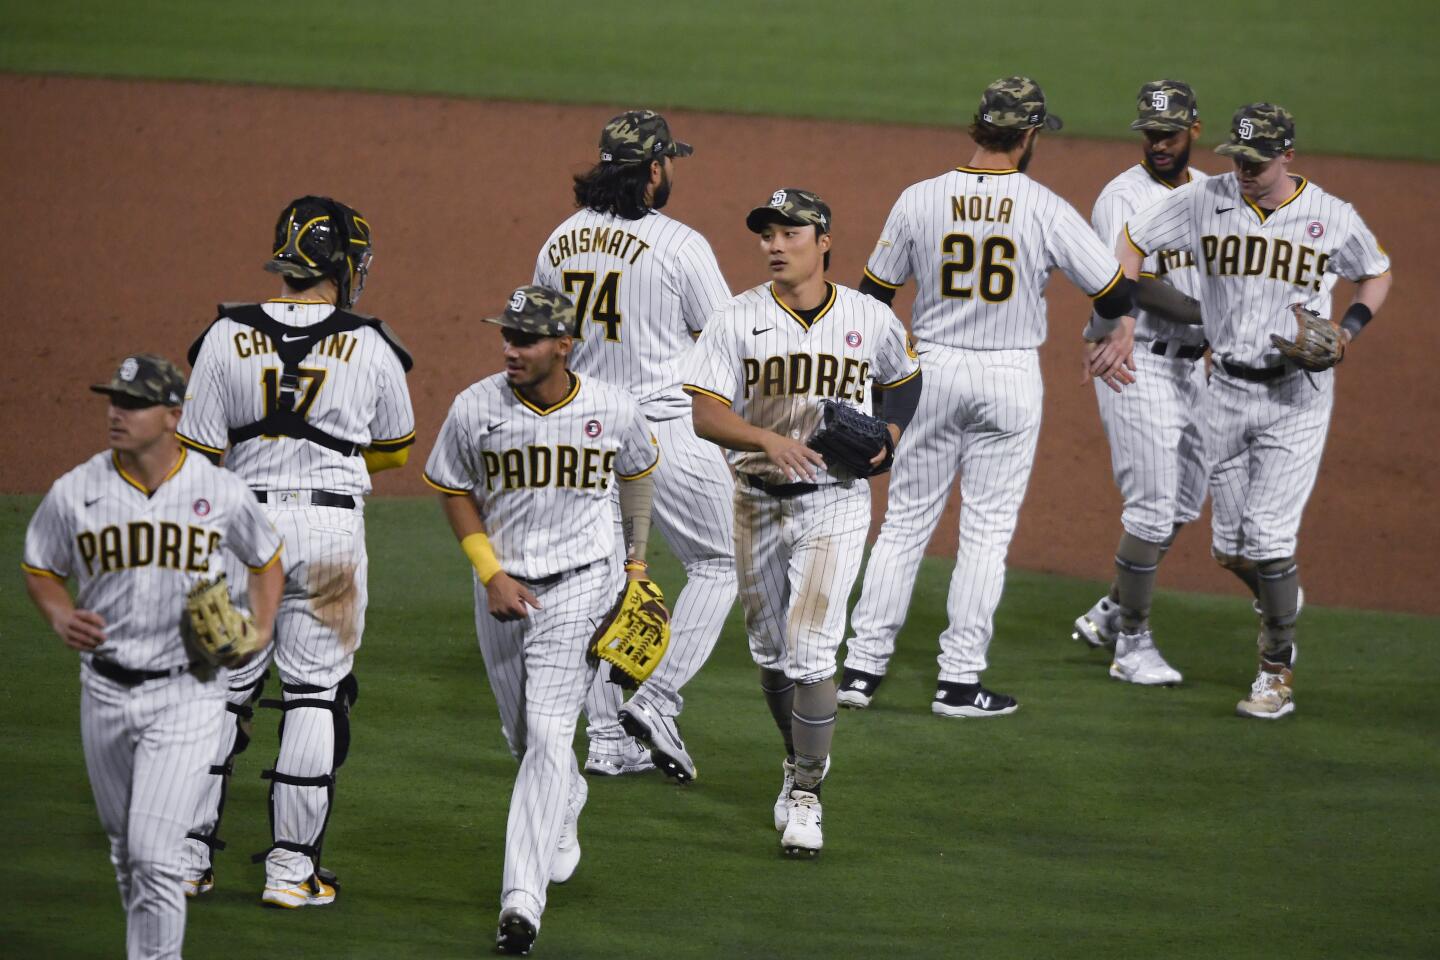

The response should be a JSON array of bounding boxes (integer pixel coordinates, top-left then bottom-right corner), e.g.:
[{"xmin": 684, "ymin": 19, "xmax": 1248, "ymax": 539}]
[
  {"xmin": 90, "ymin": 354, "xmax": 187, "ymax": 407},
  {"xmin": 1215, "ymin": 103, "xmax": 1295, "ymax": 162},
  {"xmin": 746, "ymin": 188, "xmax": 832, "ymax": 235},
  {"xmin": 1132, "ymin": 80, "xmax": 1199, "ymax": 131},
  {"xmin": 485, "ymin": 285, "xmax": 576, "ymax": 337},
  {"xmin": 978, "ymin": 76, "xmax": 1063, "ymax": 131},
  {"xmin": 598, "ymin": 109, "xmax": 694, "ymax": 164}
]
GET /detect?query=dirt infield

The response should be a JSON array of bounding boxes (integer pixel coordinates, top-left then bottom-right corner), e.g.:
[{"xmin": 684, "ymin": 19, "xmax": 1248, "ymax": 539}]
[{"xmin": 3, "ymin": 74, "xmax": 1434, "ymax": 613}]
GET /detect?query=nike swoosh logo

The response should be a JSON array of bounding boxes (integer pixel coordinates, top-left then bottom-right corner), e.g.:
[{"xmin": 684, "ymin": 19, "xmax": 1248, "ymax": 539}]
[
  {"xmin": 1216, "ymin": 207, "xmax": 1235, "ymax": 214},
  {"xmin": 752, "ymin": 327, "xmax": 773, "ymax": 336},
  {"xmin": 281, "ymin": 333, "xmax": 308, "ymax": 343},
  {"xmin": 486, "ymin": 421, "xmax": 507, "ymax": 432},
  {"xmin": 84, "ymin": 497, "xmax": 102, "ymax": 507},
  {"xmin": 916, "ymin": 349, "xmax": 931, "ymax": 356}
]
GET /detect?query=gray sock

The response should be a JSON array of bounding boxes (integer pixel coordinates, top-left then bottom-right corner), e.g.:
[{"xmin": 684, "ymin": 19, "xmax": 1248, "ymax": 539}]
[
  {"xmin": 759, "ymin": 668, "xmax": 795, "ymax": 758},
  {"xmin": 790, "ymin": 678, "xmax": 836, "ymax": 790},
  {"xmin": 1215, "ymin": 550, "xmax": 1262, "ymax": 599},
  {"xmin": 1256, "ymin": 557, "xmax": 1300, "ymax": 659},
  {"xmin": 1114, "ymin": 532, "xmax": 1163, "ymax": 633}
]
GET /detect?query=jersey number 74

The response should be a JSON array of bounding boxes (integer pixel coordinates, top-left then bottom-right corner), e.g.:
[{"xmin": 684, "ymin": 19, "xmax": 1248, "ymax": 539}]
[{"xmin": 562, "ymin": 270, "xmax": 623, "ymax": 341}]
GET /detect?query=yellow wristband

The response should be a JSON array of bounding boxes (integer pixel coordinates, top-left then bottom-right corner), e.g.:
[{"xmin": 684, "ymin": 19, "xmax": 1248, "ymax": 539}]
[
  {"xmin": 623, "ymin": 558, "xmax": 648, "ymax": 572},
  {"xmin": 460, "ymin": 533, "xmax": 503, "ymax": 585}
]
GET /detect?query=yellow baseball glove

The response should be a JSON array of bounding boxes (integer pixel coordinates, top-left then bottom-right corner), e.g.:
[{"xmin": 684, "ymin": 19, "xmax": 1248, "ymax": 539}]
[
  {"xmin": 589, "ymin": 578, "xmax": 671, "ymax": 689},
  {"xmin": 186, "ymin": 574, "xmax": 262, "ymax": 666}
]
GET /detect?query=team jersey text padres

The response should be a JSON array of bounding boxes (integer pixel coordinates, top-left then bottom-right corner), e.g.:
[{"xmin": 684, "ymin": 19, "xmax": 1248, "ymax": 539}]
[
  {"xmin": 180, "ymin": 300, "xmax": 417, "ymax": 493},
  {"xmin": 534, "ymin": 210, "xmax": 732, "ymax": 418},
  {"xmin": 1094, "ymin": 163, "xmax": 1211, "ymax": 345},
  {"xmin": 683, "ymin": 281, "xmax": 920, "ymax": 484},
  {"xmin": 424, "ymin": 373, "xmax": 660, "ymax": 581},
  {"xmin": 1126, "ymin": 174, "xmax": 1391, "ymax": 366},
  {"xmin": 865, "ymin": 167, "xmax": 1123, "ymax": 349},
  {"xmin": 22, "ymin": 450, "xmax": 282, "ymax": 671}
]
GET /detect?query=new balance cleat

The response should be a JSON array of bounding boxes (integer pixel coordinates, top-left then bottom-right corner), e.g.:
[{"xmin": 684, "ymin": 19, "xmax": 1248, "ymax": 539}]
[
  {"xmin": 836, "ymin": 667, "xmax": 885, "ymax": 709},
  {"xmin": 781, "ymin": 789, "xmax": 823, "ymax": 858},
  {"xmin": 583, "ymin": 736, "xmax": 655, "ymax": 776},
  {"xmin": 261, "ymin": 873, "xmax": 336, "ymax": 909},
  {"xmin": 774, "ymin": 756, "xmax": 831, "ymax": 831},
  {"xmin": 932, "ymin": 681, "xmax": 1019, "ymax": 718},
  {"xmin": 618, "ymin": 701, "xmax": 696, "ymax": 783},
  {"xmin": 1110, "ymin": 630, "xmax": 1183, "ymax": 685},
  {"xmin": 1072, "ymin": 595, "xmax": 1119, "ymax": 648}
]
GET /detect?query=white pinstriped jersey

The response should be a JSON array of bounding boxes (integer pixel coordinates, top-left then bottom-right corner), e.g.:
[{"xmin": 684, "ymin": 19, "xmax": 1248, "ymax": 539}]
[
  {"xmin": 1126, "ymin": 174, "xmax": 1391, "ymax": 366},
  {"xmin": 22, "ymin": 449, "xmax": 282, "ymax": 672},
  {"xmin": 534, "ymin": 209, "xmax": 732, "ymax": 418},
  {"xmin": 178, "ymin": 300, "xmax": 416, "ymax": 493},
  {"xmin": 682, "ymin": 281, "xmax": 920, "ymax": 485},
  {"xmin": 865, "ymin": 166, "xmax": 1124, "ymax": 349},
  {"xmin": 423, "ymin": 373, "xmax": 659, "ymax": 580},
  {"xmin": 1093, "ymin": 164, "xmax": 1211, "ymax": 345}
]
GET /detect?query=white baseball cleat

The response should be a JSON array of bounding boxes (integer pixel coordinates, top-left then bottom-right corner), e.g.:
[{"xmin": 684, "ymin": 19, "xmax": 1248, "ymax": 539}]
[
  {"xmin": 1072, "ymin": 595, "xmax": 1119, "ymax": 648},
  {"xmin": 781, "ymin": 789, "xmax": 824, "ymax": 858},
  {"xmin": 261, "ymin": 873, "xmax": 336, "ymax": 908},
  {"xmin": 550, "ymin": 773, "xmax": 588, "ymax": 883},
  {"xmin": 774, "ymin": 756, "xmax": 831, "ymax": 831},
  {"xmin": 182, "ymin": 869, "xmax": 214, "ymax": 898},
  {"xmin": 836, "ymin": 667, "xmax": 884, "ymax": 709},
  {"xmin": 1109, "ymin": 630, "xmax": 1183, "ymax": 685},
  {"xmin": 618, "ymin": 701, "xmax": 696, "ymax": 783},
  {"xmin": 583, "ymin": 736, "xmax": 655, "ymax": 776}
]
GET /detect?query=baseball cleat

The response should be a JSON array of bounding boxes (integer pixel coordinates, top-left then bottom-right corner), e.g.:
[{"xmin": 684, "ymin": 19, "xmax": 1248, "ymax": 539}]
[
  {"xmin": 583, "ymin": 736, "xmax": 655, "ymax": 776},
  {"xmin": 774, "ymin": 756, "xmax": 831, "ymax": 831},
  {"xmin": 495, "ymin": 907, "xmax": 539, "ymax": 955},
  {"xmin": 1072, "ymin": 595, "xmax": 1119, "ymax": 648},
  {"xmin": 182, "ymin": 868, "xmax": 214, "ymax": 898},
  {"xmin": 836, "ymin": 667, "xmax": 885, "ymax": 709},
  {"xmin": 780, "ymin": 789, "xmax": 823, "ymax": 858},
  {"xmin": 618, "ymin": 701, "xmax": 696, "ymax": 783},
  {"xmin": 550, "ymin": 773, "xmax": 588, "ymax": 884},
  {"xmin": 1237, "ymin": 644, "xmax": 1297, "ymax": 720},
  {"xmin": 931, "ymin": 681, "xmax": 1018, "ymax": 718},
  {"xmin": 1253, "ymin": 586, "xmax": 1306, "ymax": 619},
  {"xmin": 261, "ymin": 873, "xmax": 336, "ymax": 908},
  {"xmin": 1110, "ymin": 630, "xmax": 1183, "ymax": 686}
]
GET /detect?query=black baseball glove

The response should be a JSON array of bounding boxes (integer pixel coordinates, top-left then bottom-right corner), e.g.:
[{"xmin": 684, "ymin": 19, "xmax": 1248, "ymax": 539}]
[{"xmin": 807, "ymin": 399, "xmax": 894, "ymax": 477}]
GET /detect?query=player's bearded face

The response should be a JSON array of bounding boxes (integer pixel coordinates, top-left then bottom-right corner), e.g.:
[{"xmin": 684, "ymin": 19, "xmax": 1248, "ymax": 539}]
[
  {"xmin": 106, "ymin": 398, "xmax": 181, "ymax": 454},
  {"xmin": 1143, "ymin": 128, "xmax": 1193, "ymax": 177},
  {"xmin": 501, "ymin": 331, "xmax": 571, "ymax": 387},
  {"xmin": 759, "ymin": 223, "xmax": 829, "ymax": 286},
  {"xmin": 1017, "ymin": 130, "xmax": 1038, "ymax": 173}
]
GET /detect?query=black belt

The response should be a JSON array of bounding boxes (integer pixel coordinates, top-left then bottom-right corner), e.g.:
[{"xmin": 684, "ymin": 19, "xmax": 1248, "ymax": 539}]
[
  {"xmin": 1220, "ymin": 359, "xmax": 1289, "ymax": 383},
  {"xmin": 741, "ymin": 474, "xmax": 820, "ymax": 499},
  {"xmin": 1150, "ymin": 339, "xmax": 1208, "ymax": 361},
  {"xmin": 517, "ymin": 560, "xmax": 599, "ymax": 588},
  {"xmin": 90, "ymin": 658, "xmax": 194, "ymax": 687},
  {"xmin": 254, "ymin": 490, "xmax": 356, "ymax": 509}
]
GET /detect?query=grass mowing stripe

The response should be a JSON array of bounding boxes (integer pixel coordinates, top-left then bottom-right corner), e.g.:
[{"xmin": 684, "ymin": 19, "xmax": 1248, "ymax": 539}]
[
  {"xmin": 0, "ymin": 1, "xmax": 1436, "ymax": 160},
  {"xmin": 1, "ymin": 495, "xmax": 1436, "ymax": 956}
]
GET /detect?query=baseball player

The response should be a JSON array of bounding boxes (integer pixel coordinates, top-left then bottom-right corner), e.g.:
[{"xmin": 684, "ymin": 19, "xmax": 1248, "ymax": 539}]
[
  {"xmin": 532, "ymin": 109, "xmax": 735, "ymax": 782},
  {"xmin": 1118, "ymin": 103, "xmax": 1392, "ymax": 718},
  {"xmin": 837, "ymin": 77, "xmax": 1138, "ymax": 714},
  {"xmin": 22, "ymin": 355, "xmax": 283, "ymax": 960},
  {"xmin": 176, "ymin": 196, "xmax": 416, "ymax": 905},
  {"xmin": 683, "ymin": 189, "xmax": 922, "ymax": 857},
  {"xmin": 424, "ymin": 286, "xmax": 660, "ymax": 955},
  {"xmin": 1069, "ymin": 80, "xmax": 1212, "ymax": 685}
]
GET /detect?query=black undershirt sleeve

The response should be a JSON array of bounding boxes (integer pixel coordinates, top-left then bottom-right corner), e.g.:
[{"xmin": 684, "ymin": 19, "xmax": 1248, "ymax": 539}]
[
  {"xmin": 858, "ymin": 275, "xmax": 898, "ymax": 306},
  {"xmin": 875, "ymin": 371, "xmax": 923, "ymax": 431}
]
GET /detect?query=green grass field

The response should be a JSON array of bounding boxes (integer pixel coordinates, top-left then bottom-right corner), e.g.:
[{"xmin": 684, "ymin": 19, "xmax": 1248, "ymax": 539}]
[
  {"xmin": 2, "ymin": 496, "xmax": 1436, "ymax": 958},
  {"xmin": 1, "ymin": 0, "xmax": 1436, "ymax": 160}
]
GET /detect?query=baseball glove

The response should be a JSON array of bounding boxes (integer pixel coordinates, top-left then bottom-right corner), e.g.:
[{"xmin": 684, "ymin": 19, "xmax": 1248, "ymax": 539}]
[
  {"xmin": 807, "ymin": 398, "xmax": 894, "ymax": 477},
  {"xmin": 590, "ymin": 578, "xmax": 670, "ymax": 689},
  {"xmin": 186, "ymin": 574, "xmax": 262, "ymax": 666},
  {"xmin": 1271, "ymin": 303, "xmax": 1344, "ymax": 372}
]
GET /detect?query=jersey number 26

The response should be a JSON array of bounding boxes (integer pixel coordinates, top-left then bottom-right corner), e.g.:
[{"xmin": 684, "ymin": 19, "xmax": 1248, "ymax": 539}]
[{"xmin": 940, "ymin": 232, "xmax": 1016, "ymax": 302}]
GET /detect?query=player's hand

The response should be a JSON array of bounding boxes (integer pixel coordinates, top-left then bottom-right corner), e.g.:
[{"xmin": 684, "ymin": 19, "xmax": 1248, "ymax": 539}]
[
  {"xmin": 54, "ymin": 608, "xmax": 107, "ymax": 651},
  {"xmin": 624, "ymin": 560, "xmax": 650, "ymax": 583},
  {"xmin": 486, "ymin": 571, "xmax": 542, "ymax": 622},
  {"xmin": 761, "ymin": 433, "xmax": 827, "ymax": 482},
  {"xmin": 1086, "ymin": 316, "xmax": 1137, "ymax": 393},
  {"xmin": 870, "ymin": 423, "xmax": 902, "ymax": 468}
]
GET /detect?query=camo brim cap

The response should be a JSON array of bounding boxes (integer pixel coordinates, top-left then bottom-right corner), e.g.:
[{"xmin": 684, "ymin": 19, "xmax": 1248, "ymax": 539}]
[
  {"xmin": 599, "ymin": 109, "xmax": 694, "ymax": 164},
  {"xmin": 978, "ymin": 76, "xmax": 1063, "ymax": 131},
  {"xmin": 746, "ymin": 187, "xmax": 832, "ymax": 234},
  {"xmin": 1215, "ymin": 102, "xmax": 1295, "ymax": 162},
  {"xmin": 1131, "ymin": 79, "xmax": 1199, "ymax": 131},
  {"xmin": 484, "ymin": 285, "xmax": 577, "ymax": 337},
  {"xmin": 90, "ymin": 354, "xmax": 187, "ymax": 407}
]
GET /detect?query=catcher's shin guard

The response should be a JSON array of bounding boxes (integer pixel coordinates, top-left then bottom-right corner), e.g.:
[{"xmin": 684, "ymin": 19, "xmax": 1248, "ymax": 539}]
[
  {"xmin": 184, "ymin": 667, "xmax": 270, "ymax": 874},
  {"xmin": 252, "ymin": 673, "xmax": 359, "ymax": 882}
]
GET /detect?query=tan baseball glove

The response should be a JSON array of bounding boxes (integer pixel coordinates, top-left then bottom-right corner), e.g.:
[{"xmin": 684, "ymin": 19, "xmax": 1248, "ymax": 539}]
[
  {"xmin": 186, "ymin": 574, "xmax": 262, "ymax": 666},
  {"xmin": 590, "ymin": 578, "xmax": 671, "ymax": 688},
  {"xmin": 1271, "ymin": 303, "xmax": 1345, "ymax": 372}
]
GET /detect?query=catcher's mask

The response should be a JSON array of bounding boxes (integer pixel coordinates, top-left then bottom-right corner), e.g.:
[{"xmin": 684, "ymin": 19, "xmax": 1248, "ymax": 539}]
[{"xmin": 265, "ymin": 196, "xmax": 373, "ymax": 308}]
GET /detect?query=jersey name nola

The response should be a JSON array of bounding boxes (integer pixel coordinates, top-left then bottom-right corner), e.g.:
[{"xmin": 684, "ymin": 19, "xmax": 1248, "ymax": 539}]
[
  {"xmin": 951, "ymin": 195, "xmax": 1014, "ymax": 224},
  {"xmin": 546, "ymin": 226, "xmax": 652, "ymax": 267},
  {"xmin": 77, "ymin": 521, "xmax": 223, "ymax": 576},
  {"xmin": 231, "ymin": 330, "xmax": 360, "ymax": 362},
  {"xmin": 480, "ymin": 444, "xmax": 619, "ymax": 492},
  {"xmin": 743, "ymin": 354, "xmax": 871, "ymax": 404},
  {"xmin": 1199, "ymin": 235, "xmax": 1329, "ymax": 290}
]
